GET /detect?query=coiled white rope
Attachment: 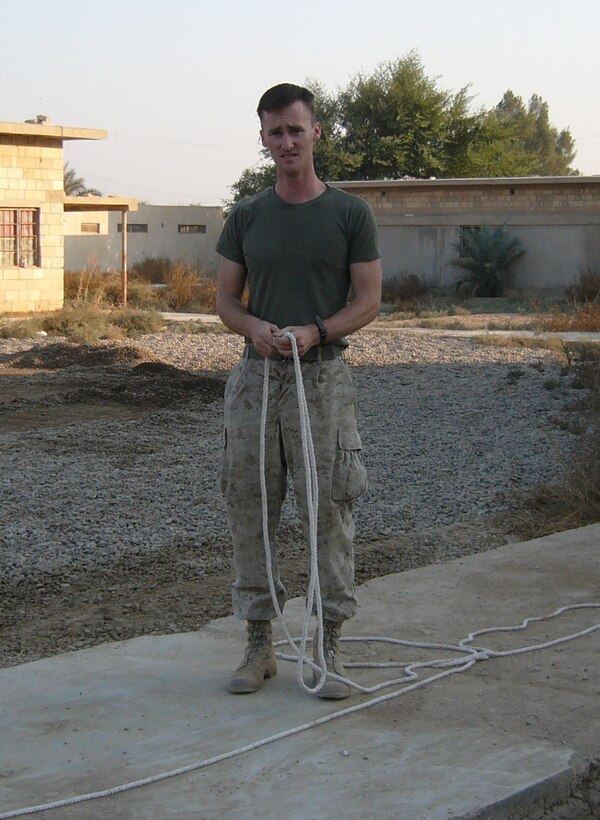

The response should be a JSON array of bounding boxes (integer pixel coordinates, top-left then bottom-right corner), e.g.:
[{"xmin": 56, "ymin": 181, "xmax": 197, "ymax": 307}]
[{"xmin": 2, "ymin": 335, "xmax": 599, "ymax": 819}]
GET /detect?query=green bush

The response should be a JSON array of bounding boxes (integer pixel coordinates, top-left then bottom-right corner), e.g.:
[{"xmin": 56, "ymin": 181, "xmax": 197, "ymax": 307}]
[{"xmin": 453, "ymin": 224, "xmax": 525, "ymax": 297}]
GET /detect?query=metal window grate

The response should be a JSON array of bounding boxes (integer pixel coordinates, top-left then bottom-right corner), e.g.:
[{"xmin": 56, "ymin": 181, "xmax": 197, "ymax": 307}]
[{"xmin": 178, "ymin": 224, "xmax": 206, "ymax": 234}]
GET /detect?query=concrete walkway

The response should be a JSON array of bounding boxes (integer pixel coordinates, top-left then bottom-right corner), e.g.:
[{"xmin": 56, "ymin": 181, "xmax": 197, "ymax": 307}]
[
  {"xmin": 160, "ymin": 311, "xmax": 600, "ymax": 344},
  {"xmin": 1, "ymin": 525, "xmax": 599, "ymax": 819}
]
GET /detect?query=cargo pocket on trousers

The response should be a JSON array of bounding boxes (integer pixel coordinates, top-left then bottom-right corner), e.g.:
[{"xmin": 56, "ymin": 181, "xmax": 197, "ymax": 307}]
[
  {"xmin": 217, "ymin": 428, "xmax": 228, "ymax": 496},
  {"xmin": 331, "ymin": 428, "xmax": 368, "ymax": 501}
]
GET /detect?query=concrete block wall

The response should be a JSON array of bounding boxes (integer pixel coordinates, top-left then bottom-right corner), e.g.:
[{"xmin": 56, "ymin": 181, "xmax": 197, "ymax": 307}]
[
  {"xmin": 337, "ymin": 180, "xmax": 600, "ymax": 293},
  {"xmin": 358, "ymin": 183, "xmax": 600, "ymax": 217},
  {"xmin": 0, "ymin": 136, "xmax": 64, "ymax": 312}
]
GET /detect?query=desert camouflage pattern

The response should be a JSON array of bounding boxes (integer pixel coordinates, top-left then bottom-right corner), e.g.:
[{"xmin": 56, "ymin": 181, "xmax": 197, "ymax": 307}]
[{"xmin": 219, "ymin": 354, "xmax": 368, "ymax": 622}]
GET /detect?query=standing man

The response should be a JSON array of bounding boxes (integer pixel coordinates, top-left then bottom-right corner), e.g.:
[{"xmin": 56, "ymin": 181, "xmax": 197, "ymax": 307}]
[{"xmin": 216, "ymin": 83, "xmax": 382, "ymax": 699}]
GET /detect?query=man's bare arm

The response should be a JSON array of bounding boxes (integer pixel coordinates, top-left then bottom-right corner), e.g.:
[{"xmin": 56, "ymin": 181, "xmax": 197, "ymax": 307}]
[
  {"xmin": 273, "ymin": 258, "xmax": 382, "ymax": 356},
  {"xmin": 216, "ymin": 257, "xmax": 280, "ymax": 357}
]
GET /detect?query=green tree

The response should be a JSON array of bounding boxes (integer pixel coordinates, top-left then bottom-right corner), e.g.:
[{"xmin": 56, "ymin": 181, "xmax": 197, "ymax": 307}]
[
  {"xmin": 336, "ymin": 53, "xmax": 480, "ymax": 180},
  {"xmin": 63, "ymin": 163, "xmax": 102, "ymax": 196},
  {"xmin": 228, "ymin": 54, "xmax": 577, "ymax": 203},
  {"xmin": 468, "ymin": 91, "xmax": 577, "ymax": 176}
]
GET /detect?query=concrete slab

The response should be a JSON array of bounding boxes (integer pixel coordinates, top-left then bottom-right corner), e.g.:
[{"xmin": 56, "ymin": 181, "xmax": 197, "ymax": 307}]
[{"xmin": 1, "ymin": 525, "xmax": 599, "ymax": 819}]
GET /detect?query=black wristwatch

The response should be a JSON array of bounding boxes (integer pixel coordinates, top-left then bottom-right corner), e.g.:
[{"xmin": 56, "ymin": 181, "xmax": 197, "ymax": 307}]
[{"xmin": 314, "ymin": 315, "xmax": 327, "ymax": 345}]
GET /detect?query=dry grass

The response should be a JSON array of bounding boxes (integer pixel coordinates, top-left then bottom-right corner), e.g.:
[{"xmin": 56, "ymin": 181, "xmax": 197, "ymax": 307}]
[
  {"xmin": 163, "ymin": 262, "xmax": 218, "ymax": 313},
  {"xmin": 473, "ymin": 334, "xmax": 568, "ymax": 356},
  {"xmin": 0, "ymin": 305, "xmax": 165, "ymax": 342},
  {"xmin": 66, "ymin": 260, "xmax": 219, "ymax": 314},
  {"xmin": 565, "ymin": 270, "xmax": 600, "ymax": 303},
  {"xmin": 541, "ymin": 303, "xmax": 600, "ymax": 333}
]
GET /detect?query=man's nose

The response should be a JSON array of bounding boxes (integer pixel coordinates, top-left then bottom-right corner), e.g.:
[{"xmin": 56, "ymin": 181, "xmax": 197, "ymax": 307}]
[{"xmin": 281, "ymin": 132, "xmax": 294, "ymax": 150}]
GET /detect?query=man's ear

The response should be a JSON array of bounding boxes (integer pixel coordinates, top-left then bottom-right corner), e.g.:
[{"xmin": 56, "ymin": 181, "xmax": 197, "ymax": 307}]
[
  {"xmin": 313, "ymin": 122, "xmax": 322, "ymax": 143},
  {"xmin": 260, "ymin": 129, "xmax": 266, "ymax": 147}
]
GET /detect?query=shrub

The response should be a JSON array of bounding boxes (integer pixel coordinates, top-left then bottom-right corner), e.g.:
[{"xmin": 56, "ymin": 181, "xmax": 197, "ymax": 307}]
[
  {"xmin": 0, "ymin": 305, "xmax": 164, "ymax": 342},
  {"xmin": 381, "ymin": 273, "xmax": 429, "ymax": 305},
  {"xmin": 565, "ymin": 269, "xmax": 600, "ymax": 303},
  {"xmin": 65, "ymin": 267, "xmax": 159, "ymax": 309},
  {"xmin": 131, "ymin": 255, "xmax": 173, "ymax": 285},
  {"xmin": 128, "ymin": 256, "xmax": 218, "ymax": 312},
  {"xmin": 453, "ymin": 224, "xmax": 525, "ymax": 297}
]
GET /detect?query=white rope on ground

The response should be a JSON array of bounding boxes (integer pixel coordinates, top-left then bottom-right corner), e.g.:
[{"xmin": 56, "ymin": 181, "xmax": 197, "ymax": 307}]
[{"xmin": 2, "ymin": 336, "xmax": 599, "ymax": 819}]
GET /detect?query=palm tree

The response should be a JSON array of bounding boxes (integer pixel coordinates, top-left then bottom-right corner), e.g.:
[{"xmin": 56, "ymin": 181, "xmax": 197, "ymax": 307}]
[
  {"xmin": 453, "ymin": 224, "xmax": 525, "ymax": 297},
  {"xmin": 63, "ymin": 163, "xmax": 102, "ymax": 196}
]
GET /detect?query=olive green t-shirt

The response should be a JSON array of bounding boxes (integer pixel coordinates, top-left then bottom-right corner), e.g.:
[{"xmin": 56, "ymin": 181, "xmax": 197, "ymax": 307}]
[{"xmin": 216, "ymin": 185, "xmax": 380, "ymax": 333}]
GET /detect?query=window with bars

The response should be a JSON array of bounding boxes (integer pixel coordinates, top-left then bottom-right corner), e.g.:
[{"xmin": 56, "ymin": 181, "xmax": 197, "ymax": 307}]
[
  {"xmin": 178, "ymin": 224, "xmax": 206, "ymax": 234},
  {"xmin": 0, "ymin": 209, "xmax": 40, "ymax": 267}
]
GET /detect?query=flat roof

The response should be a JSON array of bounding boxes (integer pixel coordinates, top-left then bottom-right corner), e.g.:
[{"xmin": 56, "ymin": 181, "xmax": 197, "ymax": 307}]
[
  {"xmin": 332, "ymin": 175, "xmax": 600, "ymax": 190},
  {"xmin": 64, "ymin": 196, "xmax": 138, "ymax": 212},
  {"xmin": 0, "ymin": 122, "xmax": 106, "ymax": 141}
]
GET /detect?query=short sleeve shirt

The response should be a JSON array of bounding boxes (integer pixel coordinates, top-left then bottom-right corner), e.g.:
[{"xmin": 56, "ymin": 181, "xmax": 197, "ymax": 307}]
[{"xmin": 217, "ymin": 185, "xmax": 380, "ymax": 330}]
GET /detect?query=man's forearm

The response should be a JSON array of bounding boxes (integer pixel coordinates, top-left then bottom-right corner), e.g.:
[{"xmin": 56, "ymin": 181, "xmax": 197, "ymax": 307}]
[
  {"xmin": 320, "ymin": 293, "xmax": 381, "ymax": 343},
  {"xmin": 217, "ymin": 293, "xmax": 261, "ymax": 339}
]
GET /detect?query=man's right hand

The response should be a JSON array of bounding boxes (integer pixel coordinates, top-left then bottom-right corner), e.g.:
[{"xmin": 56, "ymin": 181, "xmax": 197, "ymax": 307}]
[{"xmin": 251, "ymin": 320, "xmax": 281, "ymax": 358}]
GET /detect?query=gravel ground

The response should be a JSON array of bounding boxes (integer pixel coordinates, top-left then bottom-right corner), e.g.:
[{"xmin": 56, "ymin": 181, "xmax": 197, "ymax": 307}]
[{"xmin": 0, "ymin": 327, "xmax": 581, "ymax": 667}]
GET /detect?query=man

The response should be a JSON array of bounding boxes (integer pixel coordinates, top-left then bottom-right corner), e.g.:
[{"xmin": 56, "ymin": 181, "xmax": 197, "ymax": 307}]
[{"xmin": 216, "ymin": 83, "xmax": 382, "ymax": 699}]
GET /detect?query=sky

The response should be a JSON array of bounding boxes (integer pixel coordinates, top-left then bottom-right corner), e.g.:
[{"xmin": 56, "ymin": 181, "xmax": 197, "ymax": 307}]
[{"xmin": 2, "ymin": 0, "xmax": 599, "ymax": 206}]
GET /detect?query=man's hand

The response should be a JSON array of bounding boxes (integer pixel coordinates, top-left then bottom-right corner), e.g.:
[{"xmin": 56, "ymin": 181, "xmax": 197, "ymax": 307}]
[
  {"xmin": 251, "ymin": 320, "xmax": 282, "ymax": 358},
  {"xmin": 272, "ymin": 324, "xmax": 321, "ymax": 358}
]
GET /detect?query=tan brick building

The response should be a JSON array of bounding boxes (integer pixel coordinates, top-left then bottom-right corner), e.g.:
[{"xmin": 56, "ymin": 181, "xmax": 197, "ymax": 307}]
[
  {"xmin": 0, "ymin": 120, "xmax": 135, "ymax": 313},
  {"xmin": 334, "ymin": 177, "xmax": 600, "ymax": 294}
]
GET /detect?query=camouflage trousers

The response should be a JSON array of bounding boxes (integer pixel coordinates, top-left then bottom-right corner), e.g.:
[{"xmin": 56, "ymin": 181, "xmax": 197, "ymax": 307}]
[{"xmin": 218, "ymin": 353, "xmax": 368, "ymax": 623}]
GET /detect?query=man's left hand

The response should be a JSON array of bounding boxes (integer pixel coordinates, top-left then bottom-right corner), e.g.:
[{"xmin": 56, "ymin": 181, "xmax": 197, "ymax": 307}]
[{"xmin": 272, "ymin": 324, "xmax": 321, "ymax": 358}]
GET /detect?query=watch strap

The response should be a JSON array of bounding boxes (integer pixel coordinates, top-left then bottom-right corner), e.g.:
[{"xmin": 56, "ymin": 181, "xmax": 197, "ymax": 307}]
[{"xmin": 314, "ymin": 315, "xmax": 327, "ymax": 345}]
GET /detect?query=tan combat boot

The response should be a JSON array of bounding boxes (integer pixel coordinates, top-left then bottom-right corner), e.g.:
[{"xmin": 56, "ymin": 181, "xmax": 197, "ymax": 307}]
[
  {"xmin": 227, "ymin": 620, "xmax": 277, "ymax": 694},
  {"xmin": 313, "ymin": 620, "xmax": 351, "ymax": 700}
]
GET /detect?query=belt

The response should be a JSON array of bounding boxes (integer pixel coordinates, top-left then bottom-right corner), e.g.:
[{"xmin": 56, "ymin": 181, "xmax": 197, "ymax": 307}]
[{"xmin": 244, "ymin": 344, "xmax": 343, "ymax": 362}]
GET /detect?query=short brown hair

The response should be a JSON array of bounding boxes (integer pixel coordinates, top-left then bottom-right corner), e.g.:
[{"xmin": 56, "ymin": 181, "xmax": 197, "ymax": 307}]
[{"xmin": 257, "ymin": 83, "xmax": 316, "ymax": 122}]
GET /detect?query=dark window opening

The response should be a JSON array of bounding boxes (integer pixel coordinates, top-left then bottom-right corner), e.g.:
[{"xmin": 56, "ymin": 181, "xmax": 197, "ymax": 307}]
[
  {"xmin": 117, "ymin": 223, "xmax": 148, "ymax": 233},
  {"xmin": 178, "ymin": 224, "xmax": 207, "ymax": 234}
]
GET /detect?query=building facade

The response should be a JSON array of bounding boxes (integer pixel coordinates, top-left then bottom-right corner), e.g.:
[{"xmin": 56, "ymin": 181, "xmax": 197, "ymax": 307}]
[
  {"xmin": 64, "ymin": 204, "xmax": 224, "ymax": 273},
  {"xmin": 0, "ymin": 119, "xmax": 135, "ymax": 313},
  {"xmin": 334, "ymin": 177, "xmax": 600, "ymax": 294}
]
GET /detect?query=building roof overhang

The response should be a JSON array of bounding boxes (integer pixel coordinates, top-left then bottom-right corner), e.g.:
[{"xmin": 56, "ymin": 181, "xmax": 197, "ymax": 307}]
[
  {"xmin": 63, "ymin": 196, "xmax": 138, "ymax": 212},
  {"xmin": 331, "ymin": 175, "xmax": 600, "ymax": 191},
  {"xmin": 0, "ymin": 122, "xmax": 106, "ymax": 141}
]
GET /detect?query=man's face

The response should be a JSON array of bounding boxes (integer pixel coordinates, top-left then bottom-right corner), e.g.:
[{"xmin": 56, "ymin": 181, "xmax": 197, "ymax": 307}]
[{"xmin": 260, "ymin": 101, "xmax": 321, "ymax": 177}]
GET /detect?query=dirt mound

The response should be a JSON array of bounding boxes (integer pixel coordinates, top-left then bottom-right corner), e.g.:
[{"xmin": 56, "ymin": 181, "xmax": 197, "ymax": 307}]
[
  {"xmin": 64, "ymin": 362, "xmax": 225, "ymax": 407},
  {"xmin": 7, "ymin": 342, "xmax": 162, "ymax": 370}
]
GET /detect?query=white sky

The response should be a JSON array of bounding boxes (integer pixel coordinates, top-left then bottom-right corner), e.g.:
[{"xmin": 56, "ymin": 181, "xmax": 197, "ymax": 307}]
[{"xmin": 2, "ymin": 0, "xmax": 599, "ymax": 205}]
